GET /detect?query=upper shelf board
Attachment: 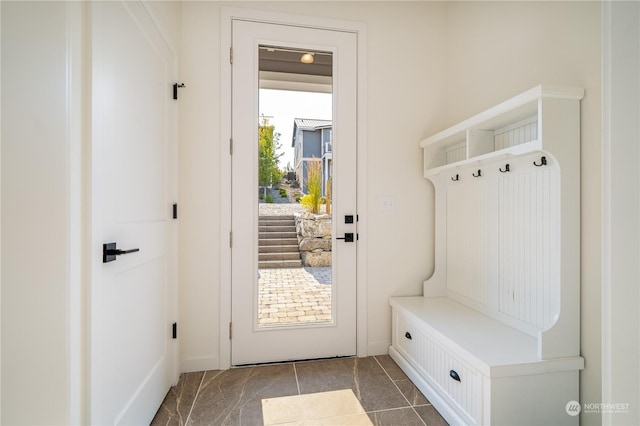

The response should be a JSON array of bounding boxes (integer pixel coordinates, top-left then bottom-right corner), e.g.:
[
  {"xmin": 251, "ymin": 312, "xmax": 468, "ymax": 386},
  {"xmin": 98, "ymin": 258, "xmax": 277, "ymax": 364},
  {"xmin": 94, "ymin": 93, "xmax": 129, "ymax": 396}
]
[{"xmin": 419, "ymin": 85, "xmax": 585, "ymax": 148}]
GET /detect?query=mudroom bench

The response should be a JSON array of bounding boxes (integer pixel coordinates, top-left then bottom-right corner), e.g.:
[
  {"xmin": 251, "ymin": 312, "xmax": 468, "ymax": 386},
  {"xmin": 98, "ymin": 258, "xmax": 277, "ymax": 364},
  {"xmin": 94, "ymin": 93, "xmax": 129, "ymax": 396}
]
[
  {"xmin": 390, "ymin": 297, "xmax": 583, "ymax": 425},
  {"xmin": 389, "ymin": 86, "xmax": 585, "ymax": 425}
]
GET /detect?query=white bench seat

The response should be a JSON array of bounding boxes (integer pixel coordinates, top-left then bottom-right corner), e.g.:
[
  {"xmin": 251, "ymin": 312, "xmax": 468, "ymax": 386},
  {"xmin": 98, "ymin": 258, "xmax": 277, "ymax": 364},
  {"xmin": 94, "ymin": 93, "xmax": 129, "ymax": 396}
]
[{"xmin": 390, "ymin": 296, "xmax": 583, "ymax": 378}]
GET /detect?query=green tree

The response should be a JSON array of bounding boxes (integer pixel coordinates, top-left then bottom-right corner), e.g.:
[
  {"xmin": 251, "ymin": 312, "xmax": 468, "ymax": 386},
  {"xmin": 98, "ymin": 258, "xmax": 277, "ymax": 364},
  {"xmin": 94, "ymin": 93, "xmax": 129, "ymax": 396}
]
[{"xmin": 258, "ymin": 116, "xmax": 284, "ymax": 199}]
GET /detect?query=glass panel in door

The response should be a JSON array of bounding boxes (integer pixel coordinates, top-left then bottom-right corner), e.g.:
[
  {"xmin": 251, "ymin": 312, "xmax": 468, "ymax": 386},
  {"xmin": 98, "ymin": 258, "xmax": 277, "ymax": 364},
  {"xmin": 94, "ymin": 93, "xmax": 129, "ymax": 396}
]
[{"xmin": 257, "ymin": 47, "xmax": 334, "ymax": 328}]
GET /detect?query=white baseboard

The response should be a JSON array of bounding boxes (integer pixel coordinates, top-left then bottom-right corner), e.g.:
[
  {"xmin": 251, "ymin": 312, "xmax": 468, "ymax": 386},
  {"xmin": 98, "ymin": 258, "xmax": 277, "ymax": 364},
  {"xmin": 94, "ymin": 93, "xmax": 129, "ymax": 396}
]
[
  {"xmin": 367, "ymin": 340, "xmax": 391, "ymax": 356},
  {"xmin": 180, "ymin": 355, "xmax": 220, "ymax": 373}
]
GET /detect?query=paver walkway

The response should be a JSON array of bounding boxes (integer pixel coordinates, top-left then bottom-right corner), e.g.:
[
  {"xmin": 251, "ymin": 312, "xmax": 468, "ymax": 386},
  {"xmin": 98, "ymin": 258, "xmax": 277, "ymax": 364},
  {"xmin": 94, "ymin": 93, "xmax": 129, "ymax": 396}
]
[
  {"xmin": 258, "ymin": 267, "xmax": 332, "ymax": 326},
  {"xmin": 257, "ymin": 202, "xmax": 332, "ymax": 326}
]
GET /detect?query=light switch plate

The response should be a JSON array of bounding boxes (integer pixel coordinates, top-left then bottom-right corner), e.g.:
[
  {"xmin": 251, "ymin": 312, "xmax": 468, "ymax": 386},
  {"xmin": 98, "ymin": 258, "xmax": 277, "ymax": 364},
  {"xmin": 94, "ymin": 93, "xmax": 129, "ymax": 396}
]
[{"xmin": 380, "ymin": 197, "xmax": 395, "ymax": 211}]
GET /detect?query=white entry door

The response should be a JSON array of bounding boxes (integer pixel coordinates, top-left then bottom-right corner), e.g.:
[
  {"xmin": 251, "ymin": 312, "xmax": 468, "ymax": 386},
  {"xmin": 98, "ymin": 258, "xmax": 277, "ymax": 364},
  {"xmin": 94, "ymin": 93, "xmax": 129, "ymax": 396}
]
[
  {"xmin": 90, "ymin": 2, "xmax": 178, "ymax": 424},
  {"xmin": 231, "ymin": 20, "xmax": 358, "ymax": 365}
]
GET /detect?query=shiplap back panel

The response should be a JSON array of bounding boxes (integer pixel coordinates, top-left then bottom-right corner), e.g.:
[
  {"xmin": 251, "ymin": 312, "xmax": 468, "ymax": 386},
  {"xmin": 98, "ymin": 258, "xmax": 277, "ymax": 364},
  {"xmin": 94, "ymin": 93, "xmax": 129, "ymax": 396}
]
[
  {"xmin": 446, "ymin": 142, "xmax": 466, "ymax": 164},
  {"xmin": 447, "ymin": 180, "xmax": 491, "ymax": 306},
  {"xmin": 445, "ymin": 164, "xmax": 560, "ymax": 333},
  {"xmin": 493, "ymin": 115, "xmax": 538, "ymax": 151},
  {"xmin": 498, "ymin": 168, "xmax": 559, "ymax": 329}
]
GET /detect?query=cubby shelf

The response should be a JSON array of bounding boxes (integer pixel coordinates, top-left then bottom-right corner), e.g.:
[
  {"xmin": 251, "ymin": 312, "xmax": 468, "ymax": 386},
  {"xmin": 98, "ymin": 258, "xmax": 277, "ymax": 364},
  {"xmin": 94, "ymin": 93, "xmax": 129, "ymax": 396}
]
[{"xmin": 420, "ymin": 85, "xmax": 584, "ymax": 175}]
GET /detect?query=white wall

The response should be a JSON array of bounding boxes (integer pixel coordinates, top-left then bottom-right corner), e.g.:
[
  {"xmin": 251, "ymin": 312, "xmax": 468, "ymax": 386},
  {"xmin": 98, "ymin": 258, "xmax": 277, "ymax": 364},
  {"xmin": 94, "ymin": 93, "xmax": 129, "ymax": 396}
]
[
  {"xmin": 442, "ymin": 2, "xmax": 602, "ymax": 424},
  {"xmin": 179, "ymin": 1, "xmax": 223, "ymax": 371},
  {"xmin": 179, "ymin": 1, "xmax": 447, "ymax": 371},
  {"xmin": 602, "ymin": 1, "xmax": 640, "ymax": 425},
  {"xmin": 1, "ymin": 2, "xmax": 84, "ymax": 423}
]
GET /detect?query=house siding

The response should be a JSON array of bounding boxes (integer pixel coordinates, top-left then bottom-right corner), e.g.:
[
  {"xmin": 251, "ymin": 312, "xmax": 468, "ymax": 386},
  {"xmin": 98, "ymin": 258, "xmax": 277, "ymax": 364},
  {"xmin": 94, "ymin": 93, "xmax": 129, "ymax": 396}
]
[{"xmin": 302, "ymin": 130, "xmax": 322, "ymax": 158}]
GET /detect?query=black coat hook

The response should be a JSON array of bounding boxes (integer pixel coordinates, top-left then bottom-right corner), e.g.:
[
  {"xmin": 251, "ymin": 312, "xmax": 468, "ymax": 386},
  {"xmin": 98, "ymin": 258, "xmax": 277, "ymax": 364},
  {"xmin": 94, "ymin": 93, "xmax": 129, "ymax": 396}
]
[
  {"xmin": 173, "ymin": 83, "xmax": 186, "ymax": 100},
  {"xmin": 533, "ymin": 156, "xmax": 547, "ymax": 167},
  {"xmin": 451, "ymin": 174, "xmax": 459, "ymax": 182},
  {"xmin": 499, "ymin": 164, "xmax": 510, "ymax": 173},
  {"xmin": 472, "ymin": 169, "xmax": 482, "ymax": 177}
]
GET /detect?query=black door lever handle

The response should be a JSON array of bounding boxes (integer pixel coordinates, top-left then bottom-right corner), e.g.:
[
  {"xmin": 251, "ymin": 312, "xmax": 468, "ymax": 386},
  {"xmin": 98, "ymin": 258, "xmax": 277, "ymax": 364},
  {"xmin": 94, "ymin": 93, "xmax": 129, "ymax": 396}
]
[
  {"xmin": 107, "ymin": 248, "xmax": 140, "ymax": 255},
  {"xmin": 336, "ymin": 233, "xmax": 355, "ymax": 242},
  {"xmin": 103, "ymin": 242, "xmax": 140, "ymax": 263}
]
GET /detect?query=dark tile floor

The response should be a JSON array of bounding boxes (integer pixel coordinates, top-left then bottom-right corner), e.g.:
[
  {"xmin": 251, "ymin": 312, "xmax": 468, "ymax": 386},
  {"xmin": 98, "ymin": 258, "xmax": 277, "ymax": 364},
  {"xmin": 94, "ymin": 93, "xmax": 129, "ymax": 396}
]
[{"xmin": 151, "ymin": 355, "xmax": 448, "ymax": 426}]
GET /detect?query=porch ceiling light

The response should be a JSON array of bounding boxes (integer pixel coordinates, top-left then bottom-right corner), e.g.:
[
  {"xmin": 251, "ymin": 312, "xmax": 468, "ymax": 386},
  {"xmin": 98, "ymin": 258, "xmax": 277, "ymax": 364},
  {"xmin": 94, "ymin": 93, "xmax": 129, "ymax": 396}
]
[{"xmin": 300, "ymin": 52, "xmax": 315, "ymax": 64}]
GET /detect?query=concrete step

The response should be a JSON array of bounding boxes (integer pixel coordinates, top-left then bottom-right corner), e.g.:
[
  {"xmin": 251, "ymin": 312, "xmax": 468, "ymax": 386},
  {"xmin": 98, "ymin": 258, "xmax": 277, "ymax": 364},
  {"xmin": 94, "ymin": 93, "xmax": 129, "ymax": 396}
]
[
  {"xmin": 259, "ymin": 259, "xmax": 303, "ymax": 269},
  {"xmin": 258, "ymin": 225, "xmax": 296, "ymax": 233},
  {"xmin": 257, "ymin": 215, "xmax": 302, "ymax": 268},
  {"xmin": 259, "ymin": 220, "xmax": 295, "ymax": 227},
  {"xmin": 259, "ymin": 215, "xmax": 295, "ymax": 221},
  {"xmin": 259, "ymin": 252, "xmax": 301, "ymax": 262},
  {"xmin": 259, "ymin": 238, "xmax": 299, "ymax": 246},
  {"xmin": 259, "ymin": 231, "xmax": 297, "ymax": 239},
  {"xmin": 259, "ymin": 245, "xmax": 300, "ymax": 253}
]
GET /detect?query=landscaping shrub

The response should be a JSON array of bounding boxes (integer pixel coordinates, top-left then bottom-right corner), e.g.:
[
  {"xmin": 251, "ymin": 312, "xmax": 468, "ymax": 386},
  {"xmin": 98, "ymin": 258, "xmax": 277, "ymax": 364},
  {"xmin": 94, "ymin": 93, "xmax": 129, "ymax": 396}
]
[{"xmin": 300, "ymin": 158, "xmax": 322, "ymax": 214}]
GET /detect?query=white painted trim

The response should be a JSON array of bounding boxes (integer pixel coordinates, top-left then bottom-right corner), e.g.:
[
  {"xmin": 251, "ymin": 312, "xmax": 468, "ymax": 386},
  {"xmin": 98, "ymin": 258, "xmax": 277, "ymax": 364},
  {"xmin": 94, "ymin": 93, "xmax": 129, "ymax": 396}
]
[
  {"xmin": 180, "ymin": 355, "xmax": 220, "ymax": 374},
  {"xmin": 220, "ymin": 7, "xmax": 368, "ymax": 369},
  {"xmin": 66, "ymin": 2, "xmax": 86, "ymax": 423},
  {"xmin": 219, "ymin": 8, "xmax": 232, "ymax": 371},
  {"xmin": 81, "ymin": 3, "xmax": 94, "ymax": 423},
  {"xmin": 367, "ymin": 341, "xmax": 389, "ymax": 357},
  {"xmin": 601, "ymin": 2, "xmax": 613, "ymax": 421},
  {"xmin": 601, "ymin": 2, "xmax": 640, "ymax": 424},
  {"xmin": 0, "ymin": 2, "xmax": 3, "ymax": 421},
  {"xmin": 355, "ymin": 25, "xmax": 368, "ymax": 358}
]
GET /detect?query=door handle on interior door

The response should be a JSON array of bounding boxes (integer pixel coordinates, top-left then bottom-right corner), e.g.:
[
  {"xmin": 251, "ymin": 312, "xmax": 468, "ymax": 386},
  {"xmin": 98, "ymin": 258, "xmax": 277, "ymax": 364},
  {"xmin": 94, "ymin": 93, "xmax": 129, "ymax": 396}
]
[
  {"xmin": 336, "ymin": 233, "xmax": 355, "ymax": 243},
  {"xmin": 103, "ymin": 242, "xmax": 140, "ymax": 263}
]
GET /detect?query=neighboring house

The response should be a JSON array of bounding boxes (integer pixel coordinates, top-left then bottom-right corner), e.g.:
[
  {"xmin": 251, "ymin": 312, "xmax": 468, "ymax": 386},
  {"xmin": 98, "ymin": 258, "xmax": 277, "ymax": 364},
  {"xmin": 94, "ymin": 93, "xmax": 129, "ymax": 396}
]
[{"xmin": 292, "ymin": 118, "xmax": 332, "ymax": 196}]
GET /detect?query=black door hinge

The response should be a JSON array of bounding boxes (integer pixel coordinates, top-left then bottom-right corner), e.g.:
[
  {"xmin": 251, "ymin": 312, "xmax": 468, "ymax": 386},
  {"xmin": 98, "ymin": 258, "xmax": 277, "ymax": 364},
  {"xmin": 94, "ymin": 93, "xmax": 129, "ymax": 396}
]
[
  {"xmin": 172, "ymin": 322, "xmax": 177, "ymax": 339},
  {"xmin": 173, "ymin": 83, "xmax": 185, "ymax": 100},
  {"xmin": 173, "ymin": 203, "xmax": 178, "ymax": 219}
]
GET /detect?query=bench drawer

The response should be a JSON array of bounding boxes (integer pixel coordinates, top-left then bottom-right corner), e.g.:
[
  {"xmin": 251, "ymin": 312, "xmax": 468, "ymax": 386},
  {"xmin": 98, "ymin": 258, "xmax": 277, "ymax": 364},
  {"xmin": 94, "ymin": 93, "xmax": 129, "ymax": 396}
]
[
  {"xmin": 394, "ymin": 310, "xmax": 481, "ymax": 424},
  {"xmin": 396, "ymin": 314, "xmax": 420, "ymax": 360},
  {"xmin": 421, "ymin": 333, "xmax": 480, "ymax": 424}
]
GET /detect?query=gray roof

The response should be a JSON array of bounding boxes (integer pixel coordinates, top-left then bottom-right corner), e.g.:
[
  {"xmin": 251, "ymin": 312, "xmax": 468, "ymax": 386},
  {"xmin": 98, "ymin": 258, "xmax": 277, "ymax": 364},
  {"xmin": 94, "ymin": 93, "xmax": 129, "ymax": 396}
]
[
  {"xmin": 292, "ymin": 118, "xmax": 332, "ymax": 147},
  {"xmin": 293, "ymin": 118, "xmax": 332, "ymax": 130}
]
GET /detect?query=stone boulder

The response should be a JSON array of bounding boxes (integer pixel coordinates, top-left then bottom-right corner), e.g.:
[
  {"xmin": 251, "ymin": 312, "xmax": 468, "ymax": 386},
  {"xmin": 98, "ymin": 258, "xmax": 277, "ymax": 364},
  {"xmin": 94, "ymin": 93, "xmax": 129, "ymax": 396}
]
[
  {"xmin": 296, "ymin": 211, "xmax": 332, "ymax": 238},
  {"xmin": 298, "ymin": 237, "xmax": 332, "ymax": 251},
  {"xmin": 294, "ymin": 211, "xmax": 332, "ymax": 267},
  {"xmin": 301, "ymin": 251, "xmax": 332, "ymax": 267}
]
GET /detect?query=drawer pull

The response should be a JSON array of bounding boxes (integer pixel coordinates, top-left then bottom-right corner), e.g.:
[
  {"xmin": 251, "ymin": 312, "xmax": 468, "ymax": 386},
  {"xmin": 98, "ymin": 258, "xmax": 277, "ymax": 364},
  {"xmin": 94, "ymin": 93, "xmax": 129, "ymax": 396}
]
[
  {"xmin": 449, "ymin": 370, "xmax": 461, "ymax": 382},
  {"xmin": 404, "ymin": 332, "xmax": 412, "ymax": 340}
]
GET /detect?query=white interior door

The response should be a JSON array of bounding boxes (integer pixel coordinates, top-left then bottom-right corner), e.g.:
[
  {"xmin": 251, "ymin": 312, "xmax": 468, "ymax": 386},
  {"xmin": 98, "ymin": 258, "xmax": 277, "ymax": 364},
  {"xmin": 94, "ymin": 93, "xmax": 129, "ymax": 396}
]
[
  {"xmin": 90, "ymin": 2, "xmax": 178, "ymax": 424},
  {"xmin": 231, "ymin": 20, "xmax": 358, "ymax": 365}
]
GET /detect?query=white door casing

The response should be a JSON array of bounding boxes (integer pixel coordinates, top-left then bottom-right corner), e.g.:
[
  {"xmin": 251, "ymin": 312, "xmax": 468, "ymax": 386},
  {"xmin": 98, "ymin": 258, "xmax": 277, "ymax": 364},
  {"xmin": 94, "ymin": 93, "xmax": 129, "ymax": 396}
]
[
  {"xmin": 230, "ymin": 19, "xmax": 358, "ymax": 365},
  {"xmin": 90, "ymin": 1, "xmax": 178, "ymax": 424}
]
